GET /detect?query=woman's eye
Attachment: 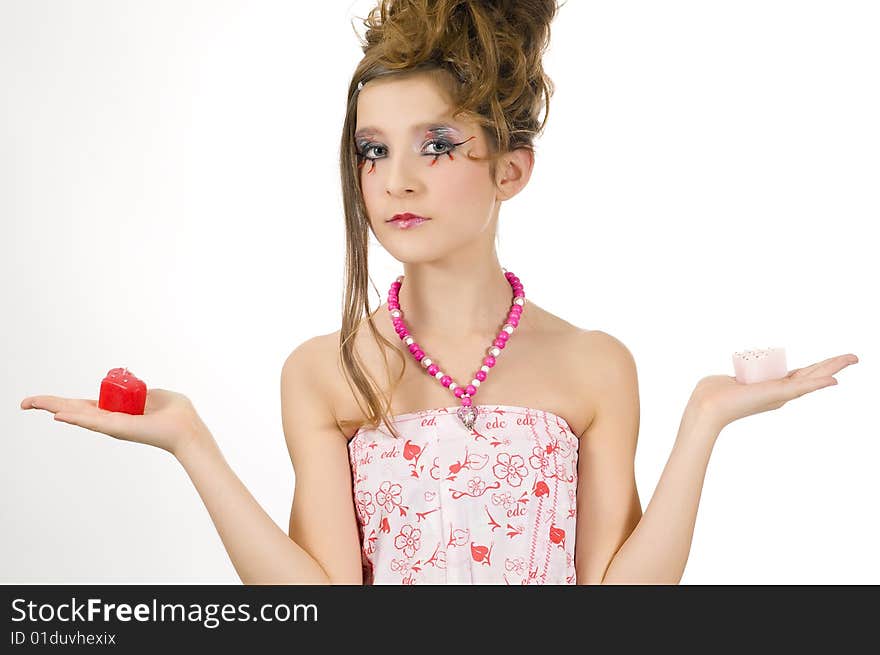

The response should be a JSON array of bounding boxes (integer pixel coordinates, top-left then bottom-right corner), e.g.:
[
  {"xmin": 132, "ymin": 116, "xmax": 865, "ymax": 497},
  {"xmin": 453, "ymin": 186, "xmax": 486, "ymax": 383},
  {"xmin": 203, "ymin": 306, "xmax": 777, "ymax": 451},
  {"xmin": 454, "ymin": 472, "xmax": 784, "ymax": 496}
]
[
  {"xmin": 360, "ymin": 144, "xmax": 386, "ymax": 160},
  {"xmin": 424, "ymin": 139, "xmax": 452, "ymax": 155},
  {"xmin": 357, "ymin": 139, "xmax": 455, "ymax": 161}
]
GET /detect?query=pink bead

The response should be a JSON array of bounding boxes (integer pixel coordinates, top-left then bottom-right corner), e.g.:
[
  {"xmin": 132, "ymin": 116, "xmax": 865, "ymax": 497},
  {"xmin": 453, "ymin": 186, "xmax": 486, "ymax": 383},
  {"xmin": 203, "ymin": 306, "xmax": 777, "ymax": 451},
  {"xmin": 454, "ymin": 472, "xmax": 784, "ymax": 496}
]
[
  {"xmin": 483, "ymin": 356, "xmax": 496, "ymax": 367},
  {"xmin": 509, "ymin": 317, "xmax": 519, "ymax": 327},
  {"xmin": 514, "ymin": 290, "xmax": 524, "ymax": 298},
  {"xmin": 497, "ymin": 332, "xmax": 509, "ymax": 341},
  {"xmin": 475, "ymin": 370, "xmax": 487, "ymax": 381},
  {"xmin": 441, "ymin": 375, "xmax": 453, "ymax": 387},
  {"xmin": 414, "ymin": 350, "xmax": 424, "ymax": 361},
  {"xmin": 453, "ymin": 386, "xmax": 464, "ymax": 397},
  {"xmin": 510, "ymin": 305, "xmax": 522, "ymax": 314},
  {"xmin": 493, "ymin": 338, "xmax": 505, "ymax": 349},
  {"xmin": 389, "ymin": 302, "xmax": 399, "ymax": 310},
  {"xmin": 408, "ymin": 343, "xmax": 418, "ymax": 353},
  {"xmin": 427, "ymin": 364, "xmax": 439, "ymax": 375},
  {"xmin": 465, "ymin": 384, "xmax": 476, "ymax": 395},
  {"xmin": 461, "ymin": 396, "xmax": 472, "ymax": 406}
]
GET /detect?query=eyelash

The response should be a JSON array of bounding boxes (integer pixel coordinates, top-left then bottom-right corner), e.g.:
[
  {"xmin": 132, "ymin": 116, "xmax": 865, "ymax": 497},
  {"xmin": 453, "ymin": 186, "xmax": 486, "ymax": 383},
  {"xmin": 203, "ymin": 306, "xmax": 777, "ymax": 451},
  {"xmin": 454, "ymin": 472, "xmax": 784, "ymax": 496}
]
[{"xmin": 356, "ymin": 138, "xmax": 467, "ymax": 165}]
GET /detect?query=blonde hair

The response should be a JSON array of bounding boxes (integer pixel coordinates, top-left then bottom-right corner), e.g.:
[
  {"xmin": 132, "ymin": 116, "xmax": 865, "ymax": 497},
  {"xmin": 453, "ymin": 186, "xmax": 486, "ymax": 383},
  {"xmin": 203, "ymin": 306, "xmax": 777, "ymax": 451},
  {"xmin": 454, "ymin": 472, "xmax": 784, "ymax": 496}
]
[{"xmin": 338, "ymin": 0, "xmax": 561, "ymax": 439}]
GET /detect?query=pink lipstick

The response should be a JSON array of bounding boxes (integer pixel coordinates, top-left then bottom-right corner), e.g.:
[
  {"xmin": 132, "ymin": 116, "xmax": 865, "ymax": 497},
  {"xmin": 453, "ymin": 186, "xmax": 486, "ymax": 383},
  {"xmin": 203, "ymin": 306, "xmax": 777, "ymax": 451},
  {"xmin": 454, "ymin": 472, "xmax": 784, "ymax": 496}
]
[{"xmin": 388, "ymin": 212, "xmax": 430, "ymax": 229}]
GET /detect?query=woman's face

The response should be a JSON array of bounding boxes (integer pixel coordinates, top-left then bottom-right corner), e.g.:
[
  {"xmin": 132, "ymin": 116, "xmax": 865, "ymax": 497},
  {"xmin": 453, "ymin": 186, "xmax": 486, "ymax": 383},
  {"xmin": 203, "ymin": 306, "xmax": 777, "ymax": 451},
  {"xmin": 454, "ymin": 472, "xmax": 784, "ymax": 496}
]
[{"xmin": 354, "ymin": 73, "xmax": 500, "ymax": 262}]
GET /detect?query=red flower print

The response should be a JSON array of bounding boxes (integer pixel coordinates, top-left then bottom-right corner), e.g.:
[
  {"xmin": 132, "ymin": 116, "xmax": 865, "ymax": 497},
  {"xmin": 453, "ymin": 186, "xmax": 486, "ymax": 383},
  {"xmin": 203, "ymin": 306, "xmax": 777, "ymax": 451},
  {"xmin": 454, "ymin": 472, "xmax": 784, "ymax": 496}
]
[
  {"xmin": 376, "ymin": 480, "xmax": 409, "ymax": 516},
  {"xmin": 470, "ymin": 541, "xmax": 493, "ymax": 566},
  {"xmin": 394, "ymin": 523, "xmax": 422, "ymax": 558},
  {"xmin": 403, "ymin": 440, "xmax": 421, "ymax": 461},
  {"xmin": 466, "ymin": 476, "xmax": 486, "ymax": 496},
  {"xmin": 528, "ymin": 445, "xmax": 555, "ymax": 477},
  {"xmin": 447, "ymin": 524, "xmax": 470, "ymax": 548},
  {"xmin": 493, "ymin": 452, "xmax": 528, "ymax": 487},
  {"xmin": 533, "ymin": 480, "xmax": 550, "ymax": 497},
  {"xmin": 355, "ymin": 490, "xmax": 375, "ymax": 525},
  {"xmin": 491, "ymin": 491, "xmax": 515, "ymax": 510},
  {"xmin": 403, "ymin": 440, "xmax": 424, "ymax": 478},
  {"xmin": 348, "ymin": 406, "xmax": 580, "ymax": 584},
  {"xmin": 424, "ymin": 543, "xmax": 447, "ymax": 569},
  {"xmin": 549, "ymin": 525, "xmax": 566, "ymax": 549}
]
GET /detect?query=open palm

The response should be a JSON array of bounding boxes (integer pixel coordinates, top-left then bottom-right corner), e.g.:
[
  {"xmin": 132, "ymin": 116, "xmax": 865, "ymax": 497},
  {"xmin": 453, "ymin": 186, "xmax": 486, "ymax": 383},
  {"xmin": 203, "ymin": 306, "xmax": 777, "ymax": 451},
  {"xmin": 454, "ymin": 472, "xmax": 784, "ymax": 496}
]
[
  {"xmin": 692, "ymin": 353, "xmax": 859, "ymax": 430},
  {"xmin": 20, "ymin": 388, "xmax": 207, "ymax": 455}
]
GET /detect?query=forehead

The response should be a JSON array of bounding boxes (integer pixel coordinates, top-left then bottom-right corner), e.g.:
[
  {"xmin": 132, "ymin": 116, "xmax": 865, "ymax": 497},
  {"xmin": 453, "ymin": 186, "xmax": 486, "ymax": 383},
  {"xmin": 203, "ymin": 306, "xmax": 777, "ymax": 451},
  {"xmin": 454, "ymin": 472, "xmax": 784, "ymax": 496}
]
[{"xmin": 354, "ymin": 75, "xmax": 464, "ymax": 139}]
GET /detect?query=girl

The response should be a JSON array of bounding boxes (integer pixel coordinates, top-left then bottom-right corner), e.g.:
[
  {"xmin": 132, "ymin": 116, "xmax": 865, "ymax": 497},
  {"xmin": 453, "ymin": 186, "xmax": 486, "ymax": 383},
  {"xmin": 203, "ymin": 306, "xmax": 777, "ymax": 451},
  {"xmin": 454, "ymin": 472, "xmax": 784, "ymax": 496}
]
[{"xmin": 20, "ymin": 0, "xmax": 858, "ymax": 585}]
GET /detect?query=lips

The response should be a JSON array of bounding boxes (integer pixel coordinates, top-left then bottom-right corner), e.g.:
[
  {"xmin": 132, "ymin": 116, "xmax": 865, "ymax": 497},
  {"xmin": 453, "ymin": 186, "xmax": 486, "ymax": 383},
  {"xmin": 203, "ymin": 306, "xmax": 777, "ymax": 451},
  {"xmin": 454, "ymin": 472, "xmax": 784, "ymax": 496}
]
[{"xmin": 388, "ymin": 212, "xmax": 430, "ymax": 223}]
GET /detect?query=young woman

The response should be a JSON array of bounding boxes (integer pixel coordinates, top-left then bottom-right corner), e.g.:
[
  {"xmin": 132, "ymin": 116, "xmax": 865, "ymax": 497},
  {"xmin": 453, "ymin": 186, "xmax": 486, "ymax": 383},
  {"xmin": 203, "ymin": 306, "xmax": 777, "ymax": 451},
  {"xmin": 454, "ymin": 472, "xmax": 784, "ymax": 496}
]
[{"xmin": 19, "ymin": 0, "xmax": 857, "ymax": 585}]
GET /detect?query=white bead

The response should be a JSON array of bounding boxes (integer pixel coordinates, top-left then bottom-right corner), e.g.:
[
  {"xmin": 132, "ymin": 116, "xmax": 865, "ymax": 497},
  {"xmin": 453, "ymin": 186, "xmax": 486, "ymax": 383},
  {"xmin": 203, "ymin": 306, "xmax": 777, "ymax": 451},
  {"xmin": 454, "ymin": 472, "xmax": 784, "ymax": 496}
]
[
  {"xmin": 514, "ymin": 297, "xmax": 524, "ymax": 306},
  {"xmin": 480, "ymin": 365, "xmax": 490, "ymax": 373},
  {"xmin": 390, "ymin": 309, "xmax": 401, "ymax": 318},
  {"xmin": 489, "ymin": 347, "xmax": 500, "ymax": 357},
  {"xmin": 503, "ymin": 325, "xmax": 514, "ymax": 334},
  {"xmin": 435, "ymin": 371, "xmax": 444, "ymax": 379},
  {"xmin": 421, "ymin": 358, "xmax": 432, "ymax": 368},
  {"xmin": 404, "ymin": 337, "xmax": 414, "ymax": 345},
  {"xmin": 449, "ymin": 382, "xmax": 458, "ymax": 390},
  {"xmin": 471, "ymin": 379, "xmax": 480, "ymax": 387},
  {"xmin": 396, "ymin": 275, "xmax": 404, "ymax": 283}
]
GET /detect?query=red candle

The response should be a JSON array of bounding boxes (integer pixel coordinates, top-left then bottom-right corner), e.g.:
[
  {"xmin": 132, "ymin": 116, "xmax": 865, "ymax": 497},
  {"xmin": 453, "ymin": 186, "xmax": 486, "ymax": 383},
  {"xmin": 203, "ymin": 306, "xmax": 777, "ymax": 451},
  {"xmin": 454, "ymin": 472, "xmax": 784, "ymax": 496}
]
[{"xmin": 98, "ymin": 367, "xmax": 147, "ymax": 415}]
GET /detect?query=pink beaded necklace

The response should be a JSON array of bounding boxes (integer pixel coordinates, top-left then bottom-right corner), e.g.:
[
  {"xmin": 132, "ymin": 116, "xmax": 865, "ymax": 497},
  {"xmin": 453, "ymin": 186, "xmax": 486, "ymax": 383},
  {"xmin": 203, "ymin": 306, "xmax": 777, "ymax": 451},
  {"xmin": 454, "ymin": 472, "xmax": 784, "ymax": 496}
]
[{"xmin": 386, "ymin": 268, "xmax": 525, "ymax": 430}]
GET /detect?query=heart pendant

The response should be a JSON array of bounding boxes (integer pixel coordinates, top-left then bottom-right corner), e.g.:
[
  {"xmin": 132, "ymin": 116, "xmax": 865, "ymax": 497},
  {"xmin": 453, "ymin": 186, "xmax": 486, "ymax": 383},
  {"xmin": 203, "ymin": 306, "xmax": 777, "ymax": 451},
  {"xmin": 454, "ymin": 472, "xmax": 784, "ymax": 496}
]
[{"xmin": 456, "ymin": 405, "xmax": 478, "ymax": 430}]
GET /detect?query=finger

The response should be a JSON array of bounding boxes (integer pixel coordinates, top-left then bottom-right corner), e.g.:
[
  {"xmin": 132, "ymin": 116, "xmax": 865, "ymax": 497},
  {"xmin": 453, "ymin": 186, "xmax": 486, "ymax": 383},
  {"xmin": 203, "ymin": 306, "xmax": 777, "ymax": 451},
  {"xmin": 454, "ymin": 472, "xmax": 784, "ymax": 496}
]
[
  {"xmin": 23, "ymin": 397, "xmax": 97, "ymax": 413},
  {"xmin": 22, "ymin": 395, "xmax": 68, "ymax": 412},
  {"xmin": 53, "ymin": 409, "xmax": 127, "ymax": 438},
  {"xmin": 785, "ymin": 375, "xmax": 838, "ymax": 400},
  {"xmin": 788, "ymin": 354, "xmax": 858, "ymax": 379}
]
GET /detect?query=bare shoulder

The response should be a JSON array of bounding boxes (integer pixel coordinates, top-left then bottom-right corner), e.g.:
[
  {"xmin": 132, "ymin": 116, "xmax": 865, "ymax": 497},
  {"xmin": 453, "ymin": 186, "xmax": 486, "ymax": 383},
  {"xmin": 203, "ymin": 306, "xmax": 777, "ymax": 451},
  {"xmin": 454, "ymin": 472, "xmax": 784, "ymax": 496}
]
[
  {"xmin": 580, "ymin": 329, "xmax": 637, "ymax": 368},
  {"xmin": 281, "ymin": 331, "xmax": 347, "ymax": 439},
  {"xmin": 576, "ymin": 328, "xmax": 640, "ymax": 438},
  {"xmin": 279, "ymin": 333, "xmax": 364, "ymax": 583},
  {"xmin": 289, "ymin": 326, "xmax": 383, "ymax": 439},
  {"xmin": 576, "ymin": 328, "xmax": 639, "ymax": 392},
  {"xmin": 531, "ymin": 304, "xmax": 639, "ymax": 438}
]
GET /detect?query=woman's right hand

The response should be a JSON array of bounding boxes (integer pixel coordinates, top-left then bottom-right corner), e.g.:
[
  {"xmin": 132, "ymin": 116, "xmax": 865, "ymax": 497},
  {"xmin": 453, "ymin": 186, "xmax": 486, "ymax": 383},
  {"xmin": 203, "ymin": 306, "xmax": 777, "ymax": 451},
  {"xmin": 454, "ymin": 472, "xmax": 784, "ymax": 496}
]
[{"xmin": 20, "ymin": 389, "xmax": 210, "ymax": 457}]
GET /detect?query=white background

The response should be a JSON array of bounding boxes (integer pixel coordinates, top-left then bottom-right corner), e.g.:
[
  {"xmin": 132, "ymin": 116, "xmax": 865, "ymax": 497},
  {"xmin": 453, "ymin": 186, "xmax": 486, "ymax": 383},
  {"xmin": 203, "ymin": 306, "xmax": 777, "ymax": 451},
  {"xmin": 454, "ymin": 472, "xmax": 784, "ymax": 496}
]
[{"xmin": 2, "ymin": 0, "xmax": 877, "ymax": 584}]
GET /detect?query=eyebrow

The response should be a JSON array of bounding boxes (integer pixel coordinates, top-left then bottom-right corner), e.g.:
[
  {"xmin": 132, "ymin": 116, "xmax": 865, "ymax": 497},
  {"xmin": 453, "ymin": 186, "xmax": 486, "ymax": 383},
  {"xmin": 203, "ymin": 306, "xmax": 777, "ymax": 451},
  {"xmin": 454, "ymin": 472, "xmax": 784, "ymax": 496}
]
[{"xmin": 354, "ymin": 121, "xmax": 460, "ymax": 140}]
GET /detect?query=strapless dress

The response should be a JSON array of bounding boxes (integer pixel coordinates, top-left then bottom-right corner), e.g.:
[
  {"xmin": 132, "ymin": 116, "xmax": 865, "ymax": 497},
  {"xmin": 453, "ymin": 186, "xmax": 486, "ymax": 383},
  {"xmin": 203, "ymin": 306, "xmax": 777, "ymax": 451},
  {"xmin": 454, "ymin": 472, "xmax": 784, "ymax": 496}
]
[{"xmin": 347, "ymin": 404, "xmax": 579, "ymax": 584}]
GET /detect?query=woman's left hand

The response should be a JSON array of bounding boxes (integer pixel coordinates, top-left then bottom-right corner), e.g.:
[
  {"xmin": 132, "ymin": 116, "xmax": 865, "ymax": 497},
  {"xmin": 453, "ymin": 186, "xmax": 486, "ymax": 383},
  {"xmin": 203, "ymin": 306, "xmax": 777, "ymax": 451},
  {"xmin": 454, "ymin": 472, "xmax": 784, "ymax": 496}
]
[{"xmin": 690, "ymin": 353, "xmax": 859, "ymax": 431}]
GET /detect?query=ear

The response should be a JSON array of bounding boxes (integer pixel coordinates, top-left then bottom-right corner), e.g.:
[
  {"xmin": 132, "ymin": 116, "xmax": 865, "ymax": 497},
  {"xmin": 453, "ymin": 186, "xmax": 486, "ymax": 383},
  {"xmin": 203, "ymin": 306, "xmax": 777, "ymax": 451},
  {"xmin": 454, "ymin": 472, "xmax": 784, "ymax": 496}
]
[{"xmin": 495, "ymin": 148, "xmax": 534, "ymax": 201}]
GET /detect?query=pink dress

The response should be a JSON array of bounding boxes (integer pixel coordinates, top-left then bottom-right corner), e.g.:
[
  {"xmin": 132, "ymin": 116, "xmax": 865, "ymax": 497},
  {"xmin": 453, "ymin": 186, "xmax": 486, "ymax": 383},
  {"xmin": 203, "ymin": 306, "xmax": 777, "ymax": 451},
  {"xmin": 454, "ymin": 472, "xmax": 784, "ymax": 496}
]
[{"xmin": 348, "ymin": 404, "xmax": 579, "ymax": 585}]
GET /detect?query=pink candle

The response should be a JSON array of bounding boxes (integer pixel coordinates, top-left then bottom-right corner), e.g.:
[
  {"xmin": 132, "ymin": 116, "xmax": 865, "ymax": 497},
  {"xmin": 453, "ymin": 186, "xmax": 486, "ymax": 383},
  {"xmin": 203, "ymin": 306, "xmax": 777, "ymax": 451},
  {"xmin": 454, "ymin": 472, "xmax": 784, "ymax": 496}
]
[{"xmin": 732, "ymin": 347, "xmax": 788, "ymax": 384}]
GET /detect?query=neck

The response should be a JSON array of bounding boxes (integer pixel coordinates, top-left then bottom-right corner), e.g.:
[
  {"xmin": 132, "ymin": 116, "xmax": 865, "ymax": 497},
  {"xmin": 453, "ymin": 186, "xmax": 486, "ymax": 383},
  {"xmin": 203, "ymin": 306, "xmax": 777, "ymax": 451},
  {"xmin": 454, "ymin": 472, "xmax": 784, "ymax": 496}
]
[{"xmin": 391, "ymin": 256, "xmax": 518, "ymax": 341}]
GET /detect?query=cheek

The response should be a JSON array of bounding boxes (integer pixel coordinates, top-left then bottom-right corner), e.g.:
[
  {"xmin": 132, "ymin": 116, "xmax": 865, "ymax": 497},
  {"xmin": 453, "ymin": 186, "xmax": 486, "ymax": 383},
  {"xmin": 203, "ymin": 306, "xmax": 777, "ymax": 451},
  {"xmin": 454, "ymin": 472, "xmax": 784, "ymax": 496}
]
[{"xmin": 359, "ymin": 159, "xmax": 492, "ymax": 209}]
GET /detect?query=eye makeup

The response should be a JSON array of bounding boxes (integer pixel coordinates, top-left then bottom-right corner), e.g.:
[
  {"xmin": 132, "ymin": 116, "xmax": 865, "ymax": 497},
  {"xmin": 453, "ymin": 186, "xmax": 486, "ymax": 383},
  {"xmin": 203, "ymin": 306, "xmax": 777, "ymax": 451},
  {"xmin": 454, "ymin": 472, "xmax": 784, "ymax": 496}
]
[{"xmin": 354, "ymin": 124, "xmax": 477, "ymax": 175}]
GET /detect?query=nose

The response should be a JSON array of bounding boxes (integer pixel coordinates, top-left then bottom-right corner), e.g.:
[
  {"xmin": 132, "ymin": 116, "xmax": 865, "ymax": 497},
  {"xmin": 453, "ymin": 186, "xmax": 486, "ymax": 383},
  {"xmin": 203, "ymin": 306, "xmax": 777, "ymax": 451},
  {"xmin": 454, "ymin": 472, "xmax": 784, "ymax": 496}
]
[{"xmin": 384, "ymin": 150, "xmax": 424, "ymax": 197}]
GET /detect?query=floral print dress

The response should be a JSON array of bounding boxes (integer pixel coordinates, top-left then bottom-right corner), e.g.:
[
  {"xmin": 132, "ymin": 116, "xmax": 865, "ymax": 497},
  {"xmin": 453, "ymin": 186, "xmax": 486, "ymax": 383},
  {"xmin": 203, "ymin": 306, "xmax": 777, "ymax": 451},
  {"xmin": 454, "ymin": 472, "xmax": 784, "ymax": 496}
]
[{"xmin": 347, "ymin": 404, "xmax": 580, "ymax": 584}]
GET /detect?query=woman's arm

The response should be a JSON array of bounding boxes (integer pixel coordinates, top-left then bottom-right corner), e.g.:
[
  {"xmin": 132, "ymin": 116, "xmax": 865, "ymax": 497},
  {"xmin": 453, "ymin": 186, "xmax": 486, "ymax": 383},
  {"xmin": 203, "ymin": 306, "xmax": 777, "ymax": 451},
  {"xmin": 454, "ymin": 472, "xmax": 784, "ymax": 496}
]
[
  {"xmin": 174, "ymin": 431, "xmax": 332, "ymax": 584},
  {"xmin": 599, "ymin": 404, "xmax": 719, "ymax": 584},
  {"xmin": 588, "ymin": 341, "xmax": 851, "ymax": 585},
  {"xmin": 174, "ymin": 336, "xmax": 363, "ymax": 585}
]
